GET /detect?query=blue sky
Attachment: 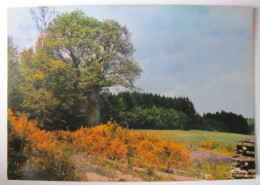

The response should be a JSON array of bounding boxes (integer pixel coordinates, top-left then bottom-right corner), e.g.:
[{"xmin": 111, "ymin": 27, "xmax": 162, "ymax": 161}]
[{"xmin": 7, "ymin": 5, "xmax": 254, "ymax": 118}]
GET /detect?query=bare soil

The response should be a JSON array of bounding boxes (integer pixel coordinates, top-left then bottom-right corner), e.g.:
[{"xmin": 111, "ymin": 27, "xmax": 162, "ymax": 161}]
[
  {"xmin": 72, "ymin": 154, "xmax": 142, "ymax": 182},
  {"xmin": 71, "ymin": 151, "xmax": 231, "ymax": 182},
  {"xmin": 189, "ymin": 150, "xmax": 233, "ymax": 163},
  {"xmin": 85, "ymin": 172, "xmax": 112, "ymax": 182}
]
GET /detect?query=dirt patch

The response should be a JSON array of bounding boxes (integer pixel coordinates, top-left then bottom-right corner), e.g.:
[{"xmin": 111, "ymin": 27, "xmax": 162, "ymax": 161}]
[
  {"xmin": 71, "ymin": 153, "xmax": 212, "ymax": 182},
  {"xmin": 189, "ymin": 150, "xmax": 232, "ymax": 163},
  {"xmin": 86, "ymin": 172, "xmax": 112, "ymax": 182},
  {"xmin": 72, "ymin": 154, "xmax": 142, "ymax": 182},
  {"xmin": 155, "ymin": 171, "xmax": 201, "ymax": 181},
  {"xmin": 113, "ymin": 170, "xmax": 142, "ymax": 182}
]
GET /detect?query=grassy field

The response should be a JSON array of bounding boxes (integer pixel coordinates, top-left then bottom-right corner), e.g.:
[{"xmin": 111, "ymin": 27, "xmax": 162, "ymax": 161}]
[{"xmin": 137, "ymin": 129, "xmax": 255, "ymax": 149}]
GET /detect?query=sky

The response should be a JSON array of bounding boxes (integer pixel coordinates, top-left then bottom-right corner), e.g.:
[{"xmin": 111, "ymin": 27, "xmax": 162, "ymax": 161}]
[{"xmin": 7, "ymin": 5, "xmax": 254, "ymax": 118}]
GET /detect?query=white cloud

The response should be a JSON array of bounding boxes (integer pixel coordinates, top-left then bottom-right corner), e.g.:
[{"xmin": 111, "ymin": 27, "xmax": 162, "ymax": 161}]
[
  {"xmin": 164, "ymin": 85, "xmax": 189, "ymax": 98},
  {"xmin": 8, "ymin": 8, "xmax": 37, "ymax": 49},
  {"xmin": 192, "ymin": 70, "xmax": 255, "ymax": 117}
]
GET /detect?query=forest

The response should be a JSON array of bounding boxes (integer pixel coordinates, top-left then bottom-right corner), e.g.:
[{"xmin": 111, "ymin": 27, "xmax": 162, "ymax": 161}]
[{"xmin": 103, "ymin": 92, "xmax": 251, "ymax": 135}]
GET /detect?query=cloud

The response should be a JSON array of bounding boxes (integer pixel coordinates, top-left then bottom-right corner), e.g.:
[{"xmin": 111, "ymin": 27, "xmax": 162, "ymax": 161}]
[
  {"xmin": 130, "ymin": 6, "xmax": 253, "ymax": 117},
  {"xmin": 191, "ymin": 69, "xmax": 254, "ymax": 117},
  {"xmin": 164, "ymin": 85, "xmax": 189, "ymax": 98},
  {"xmin": 8, "ymin": 8, "xmax": 37, "ymax": 49}
]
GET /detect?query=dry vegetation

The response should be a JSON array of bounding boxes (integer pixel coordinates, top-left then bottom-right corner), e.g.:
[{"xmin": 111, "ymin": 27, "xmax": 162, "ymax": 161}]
[{"xmin": 8, "ymin": 109, "xmax": 192, "ymax": 181}]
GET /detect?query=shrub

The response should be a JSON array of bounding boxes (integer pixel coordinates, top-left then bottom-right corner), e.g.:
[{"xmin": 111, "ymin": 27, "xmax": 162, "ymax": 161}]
[
  {"xmin": 8, "ymin": 109, "xmax": 191, "ymax": 180},
  {"xmin": 8, "ymin": 109, "xmax": 78, "ymax": 180}
]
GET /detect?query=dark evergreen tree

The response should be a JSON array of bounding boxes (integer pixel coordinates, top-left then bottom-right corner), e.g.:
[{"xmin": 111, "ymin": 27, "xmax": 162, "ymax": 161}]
[{"xmin": 203, "ymin": 111, "xmax": 250, "ymax": 135}]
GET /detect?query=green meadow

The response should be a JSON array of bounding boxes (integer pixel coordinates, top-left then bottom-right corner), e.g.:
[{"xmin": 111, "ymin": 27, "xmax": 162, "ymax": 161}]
[{"xmin": 137, "ymin": 129, "xmax": 255, "ymax": 149}]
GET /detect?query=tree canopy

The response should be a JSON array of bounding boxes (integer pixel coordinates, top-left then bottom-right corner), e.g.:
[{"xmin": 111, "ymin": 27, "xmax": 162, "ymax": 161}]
[
  {"xmin": 103, "ymin": 92, "xmax": 251, "ymax": 134},
  {"xmin": 45, "ymin": 10, "xmax": 142, "ymax": 91},
  {"xmin": 8, "ymin": 9, "xmax": 142, "ymax": 130}
]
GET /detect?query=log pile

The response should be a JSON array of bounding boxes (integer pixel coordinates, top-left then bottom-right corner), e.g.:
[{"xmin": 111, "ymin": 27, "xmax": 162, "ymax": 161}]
[{"xmin": 231, "ymin": 139, "xmax": 256, "ymax": 179}]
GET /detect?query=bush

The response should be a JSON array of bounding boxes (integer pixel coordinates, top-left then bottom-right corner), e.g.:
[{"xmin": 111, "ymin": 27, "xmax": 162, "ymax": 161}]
[
  {"xmin": 8, "ymin": 109, "xmax": 191, "ymax": 180},
  {"xmin": 8, "ymin": 109, "xmax": 78, "ymax": 180}
]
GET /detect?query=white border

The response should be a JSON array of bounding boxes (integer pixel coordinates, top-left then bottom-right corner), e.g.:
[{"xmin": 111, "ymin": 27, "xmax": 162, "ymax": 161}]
[{"xmin": 1, "ymin": 0, "xmax": 259, "ymax": 185}]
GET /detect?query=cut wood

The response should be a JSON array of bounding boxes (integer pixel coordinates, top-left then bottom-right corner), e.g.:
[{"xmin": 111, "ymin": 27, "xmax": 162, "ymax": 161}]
[
  {"xmin": 236, "ymin": 143, "xmax": 255, "ymax": 148},
  {"xmin": 246, "ymin": 151, "xmax": 255, "ymax": 155},
  {"xmin": 232, "ymin": 139, "xmax": 256, "ymax": 179},
  {"xmin": 231, "ymin": 162, "xmax": 241, "ymax": 167},
  {"xmin": 248, "ymin": 169, "xmax": 256, "ymax": 174},
  {"xmin": 233, "ymin": 157, "xmax": 255, "ymax": 162},
  {"xmin": 232, "ymin": 174, "xmax": 255, "ymax": 179},
  {"xmin": 238, "ymin": 139, "xmax": 255, "ymax": 143}
]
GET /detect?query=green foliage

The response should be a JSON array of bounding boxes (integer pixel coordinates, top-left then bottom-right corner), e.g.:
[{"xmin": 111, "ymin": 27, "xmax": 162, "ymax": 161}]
[
  {"xmin": 43, "ymin": 11, "xmax": 142, "ymax": 126},
  {"xmin": 45, "ymin": 10, "xmax": 142, "ymax": 90},
  {"xmin": 8, "ymin": 10, "xmax": 142, "ymax": 129},
  {"xmin": 117, "ymin": 92, "xmax": 196, "ymax": 118},
  {"xmin": 103, "ymin": 92, "xmax": 193, "ymax": 130},
  {"xmin": 203, "ymin": 111, "xmax": 250, "ymax": 135},
  {"xmin": 17, "ymin": 46, "xmax": 81, "ymax": 130},
  {"xmin": 8, "ymin": 37, "xmax": 23, "ymax": 112},
  {"xmin": 104, "ymin": 92, "xmax": 251, "ymax": 134},
  {"xmin": 247, "ymin": 118, "xmax": 255, "ymax": 135}
]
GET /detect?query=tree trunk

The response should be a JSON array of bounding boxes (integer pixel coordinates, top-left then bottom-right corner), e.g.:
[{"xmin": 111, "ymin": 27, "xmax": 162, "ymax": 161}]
[{"xmin": 83, "ymin": 89, "xmax": 102, "ymax": 127}]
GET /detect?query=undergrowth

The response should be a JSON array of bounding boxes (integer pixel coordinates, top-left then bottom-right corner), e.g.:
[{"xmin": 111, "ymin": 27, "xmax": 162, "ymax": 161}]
[
  {"xmin": 175, "ymin": 160, "xmax": 232, "ymax": 180},
  {"xmin": 8, "ymin": 109, "xmax": 189, "ymax": 181}
]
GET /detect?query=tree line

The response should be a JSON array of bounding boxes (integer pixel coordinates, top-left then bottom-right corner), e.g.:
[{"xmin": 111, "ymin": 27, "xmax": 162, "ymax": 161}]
[
  {"xmin": 8, "ymin": 8, "xmax": 252, "ymax": 135},
  {"xmin": 102, "ymin": 92, "xmax": 251, "ymax": 135}
]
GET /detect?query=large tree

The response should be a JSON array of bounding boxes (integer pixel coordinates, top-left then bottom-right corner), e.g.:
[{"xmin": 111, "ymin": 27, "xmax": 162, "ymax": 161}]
[
  {"xmin": 8, "ymin": 9, "xmax": 142, "ymax": 129},
  {"xmin": 43, "ymin": 10, "xmax": 142, "ymax": 126},
  {"xmin": 45, "ymin": 10, "xmax": 141, "ymax": 88}
]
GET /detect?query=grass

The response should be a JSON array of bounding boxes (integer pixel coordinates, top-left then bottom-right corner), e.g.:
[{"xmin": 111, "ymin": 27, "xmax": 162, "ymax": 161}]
[
  {"xmin": 88, "ymin": 156, "xmax": 166, "ymax": 181},
  {"xmin": 136, "ymin": 129, "xmax": 255, "ymax": 149},
  {"xmin": 175, "ymin": 160, "xmax": 232, "ymax": 180}
]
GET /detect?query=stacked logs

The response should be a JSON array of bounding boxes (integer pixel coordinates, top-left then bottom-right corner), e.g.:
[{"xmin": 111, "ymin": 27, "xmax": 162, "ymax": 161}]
[{"xmin": 231, "ymin": 139, "xmax": 256, "ymax": 179}]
